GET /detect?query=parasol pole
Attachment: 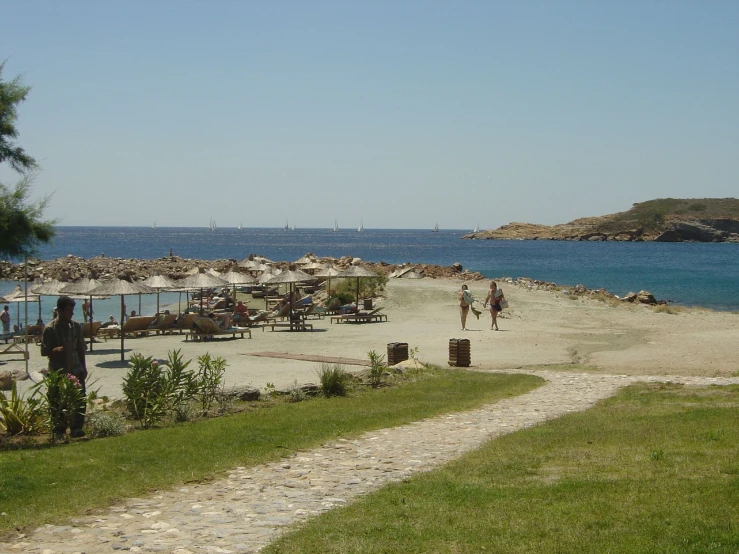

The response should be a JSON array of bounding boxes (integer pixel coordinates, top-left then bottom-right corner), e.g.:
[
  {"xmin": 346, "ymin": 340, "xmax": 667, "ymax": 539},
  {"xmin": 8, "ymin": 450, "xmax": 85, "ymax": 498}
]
[
  {"xmin": 120, "ymin": 295, "xmax": 125, "ymax": 362},
  {"xmin": 89, "ymin": 295, "xmax": 94, "ymax": 352},
  {"xmin": 24, "ymin": 254, "xmax": 29, "ymax": 376}
]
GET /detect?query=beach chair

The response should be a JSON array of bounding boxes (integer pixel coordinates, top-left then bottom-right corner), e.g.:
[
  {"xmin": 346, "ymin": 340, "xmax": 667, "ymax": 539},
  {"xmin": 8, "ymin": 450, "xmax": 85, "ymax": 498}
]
[
  {"xmin": 330, "ymin": 307, "xmax": 387, "ymax": 324},
  {"xmin": 82, "ymin": 321, "xmax": 102, "ymax": 339},
  {"xmin": 1, "ymin": 331, "xmax": 29, "ymax": 360},
  {"xmin": 186, "ymin": 316, "xmax": 251, "ymax": 342},
  {"xmin": 121, "ymin": 315, "xmax": 158, "ymax": 338},
  {"xmin": 153, "ymin": 313, "xmax": 178, "ymax": 335}
]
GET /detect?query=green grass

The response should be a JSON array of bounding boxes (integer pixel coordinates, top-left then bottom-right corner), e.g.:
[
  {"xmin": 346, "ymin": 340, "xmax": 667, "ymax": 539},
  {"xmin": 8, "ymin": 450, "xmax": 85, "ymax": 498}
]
[
  {"xmin": 266, "ymin": 382, "xmax": 739, "ymax": 554},
  {"xmin": 0, "ymin": 370, "xmax": 542, "ymax": 535}
]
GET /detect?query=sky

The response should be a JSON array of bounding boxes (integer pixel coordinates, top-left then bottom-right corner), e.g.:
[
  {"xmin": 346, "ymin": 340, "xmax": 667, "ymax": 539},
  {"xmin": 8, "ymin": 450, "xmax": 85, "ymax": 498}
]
[{"xmin": 1, "ymin": 0, "xmax": 737, "ymax": 229}]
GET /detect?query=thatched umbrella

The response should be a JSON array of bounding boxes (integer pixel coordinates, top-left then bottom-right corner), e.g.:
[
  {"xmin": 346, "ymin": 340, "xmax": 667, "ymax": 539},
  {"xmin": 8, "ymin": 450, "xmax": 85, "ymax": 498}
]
[
  {"xmin": 60, "ymin": 278, "xmax": 109, "ymax": 352},
  {"xmin": 337, "ymin": 265, "xmax": 378, "ymax": 306},
  {"xmin": 314, "ymin": 266, "xmax": 341, "ymax": 296},
  {"xmin": 87, "ymin": 279, "xmax": 156, "ymax": 361},
  {"xmin": 265, "ymin": 268, "xmax": 312, "ymax": 329},
  {"xmin": 220, "ymin": 268, "xmax": 257, "ymax": 306},
  {"xmin": 174, "ymin": 269, "xmax": 229, "ymax": 315},
  {"xmin": 31, "ymin": 279, "xmax": 69, "ymax": 296},
  {"xmin": 142, "ymin": 273, "xmax": 177, "ymax": 315},
  {"xmin": 1, "ymin": 284, "xmax": 41, "ymax": 328}
]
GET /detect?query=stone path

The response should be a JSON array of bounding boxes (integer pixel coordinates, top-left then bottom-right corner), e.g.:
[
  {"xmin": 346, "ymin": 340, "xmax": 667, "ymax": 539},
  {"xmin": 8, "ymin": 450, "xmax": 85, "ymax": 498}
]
[{"xmin": 3, "ymin": 371, "xmax": 738, "ymax": 554}]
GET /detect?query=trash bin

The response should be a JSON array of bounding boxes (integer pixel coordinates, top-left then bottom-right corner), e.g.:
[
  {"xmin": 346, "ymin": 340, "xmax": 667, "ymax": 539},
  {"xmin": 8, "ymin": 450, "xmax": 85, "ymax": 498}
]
[
  {"xmin": 387, "ymin": 342, "xmax": 409, "ymax": 365},
  {"xmin": 363, "ymin": 298, "xmax": 373, "ymax": 310},
  {"xmin": 448, "ymin": 338, "xmax": 471, "ymax": 367}
]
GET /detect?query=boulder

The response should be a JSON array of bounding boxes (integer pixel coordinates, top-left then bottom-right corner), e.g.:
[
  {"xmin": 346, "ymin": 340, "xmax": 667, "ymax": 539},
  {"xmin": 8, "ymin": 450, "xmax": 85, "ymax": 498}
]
[
  {"xmin": 637, "ymin": 290, "xmax": 657, "ymax": 304},
  {"xmin": 0, "ymin": 371, "xmax": 13, "ymax": 391},
  {"xmin": 621, "ymin": 291, "xmax": 638, "ymax": 303}
]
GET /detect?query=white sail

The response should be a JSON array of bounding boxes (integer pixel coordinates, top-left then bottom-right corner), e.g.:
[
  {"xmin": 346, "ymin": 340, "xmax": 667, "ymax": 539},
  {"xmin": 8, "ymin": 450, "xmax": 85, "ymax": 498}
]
[
  {"xmin": 357, "ymin": 219, "xmax": 364, "ymax": 232},
  {"xmin": 152, "ymin": 221, "xmax": 157, "ymax": 230},
  {"xmin": 333, "ymin": 219, "xmax": 339, "ymax": 232},
  {"xmin": 283, "ymin": 219, "xmax": 289, "ymax": 231},
  {"xmin": 208, "ymin": 218, "xmax": 216, "ymax": 231},
  {"xmin": 237, "ymin": 222, "xmax": 243, "ymax": 230},
  {"xmin": 433, "ymin": 222, "xmax": 439, "ymax": 232},
  {"xmin": 473, "ymin": 222, "xmax": 479, "ymax": 233}
]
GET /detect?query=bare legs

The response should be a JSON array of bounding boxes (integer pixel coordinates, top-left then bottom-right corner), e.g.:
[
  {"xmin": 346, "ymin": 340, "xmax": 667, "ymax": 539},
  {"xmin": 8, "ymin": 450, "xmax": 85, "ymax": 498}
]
[
  {"xmin": 489, "ymin": 305, "xmax": 499, "ymax": 330},
  {"xmin": 460, "ymin": 305, "xmax": 469, "ymax": 330}
]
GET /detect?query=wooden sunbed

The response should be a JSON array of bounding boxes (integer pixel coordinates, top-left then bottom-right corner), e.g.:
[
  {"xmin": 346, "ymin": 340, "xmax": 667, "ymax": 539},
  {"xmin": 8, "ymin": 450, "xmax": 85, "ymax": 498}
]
[
  {"xmin": 330, "ymin": 308, "xmax": 387, "ymax": 324},
  {"xmin": 262, "ymin": 320, "xmax": 313, "ymax": 332},
  {"xmin": 0, "ymin": 333, "xmax": 29, "ymax": 360},
  {"xmin": 121, "ymin": 316, "xmax": 158, "ymax": 338},
  {"xmin": 82, "ymin": 321, "xmax": 102, "ymax": 339},
  {"xmin": 186, "ymin": 316, "xmax": 251, "ymax": 341},
  {"xmin": 153, "ymin": 314, "xmax": 178, "ymax": 335}
]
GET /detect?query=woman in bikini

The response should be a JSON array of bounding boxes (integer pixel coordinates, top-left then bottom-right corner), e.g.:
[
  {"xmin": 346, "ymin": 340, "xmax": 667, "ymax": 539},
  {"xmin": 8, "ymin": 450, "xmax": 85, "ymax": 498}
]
[{"xmin": 483, "ymin": 281, "xmax": 504, "ymax": 330}]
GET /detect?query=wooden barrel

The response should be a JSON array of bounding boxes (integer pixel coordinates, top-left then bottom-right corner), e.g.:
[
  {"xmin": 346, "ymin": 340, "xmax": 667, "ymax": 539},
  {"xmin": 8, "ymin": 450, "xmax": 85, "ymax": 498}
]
[
  {"xmin": 387, "ymin": 342, "xmax": 409, "ymax": 365},
  {"xmin": 448, "ymin": 338, "xmax": 471, "ymax": 367}
]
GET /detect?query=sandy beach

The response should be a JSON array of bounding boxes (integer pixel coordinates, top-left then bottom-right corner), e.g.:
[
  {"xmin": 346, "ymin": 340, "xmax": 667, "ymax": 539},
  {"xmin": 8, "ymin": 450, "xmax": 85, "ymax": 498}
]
[{"xmin": 4, "ymin": 277, "xmax": 739, "ymax": 400}]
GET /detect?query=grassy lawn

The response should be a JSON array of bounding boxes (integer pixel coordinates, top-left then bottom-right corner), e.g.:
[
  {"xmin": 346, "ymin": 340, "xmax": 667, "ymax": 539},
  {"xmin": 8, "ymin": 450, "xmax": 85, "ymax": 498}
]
[
  {"xmin": 266, "ymin": 382, "xmax": 739, "ymax": 554},
  {"xmin": 0, "ymin": 369, "xmax": 542, "ymax": 535}
]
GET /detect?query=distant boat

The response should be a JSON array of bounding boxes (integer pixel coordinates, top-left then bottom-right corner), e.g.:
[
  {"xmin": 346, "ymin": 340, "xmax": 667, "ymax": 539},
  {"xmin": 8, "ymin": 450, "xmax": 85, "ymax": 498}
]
[
  {"xmin": 333, "ymin": 219, "xmax": 339, "ymax": 232},
  {"xmin": 357, "ymin": 219, "xmax": 364, "ymax": 232},
  {"xmin": 152, "ymin": 221, "xmax": 157, "ymax": 230},
  {"xmin": 433, "ymin": 222, "xmax": 439, "ymax": 232},
  {"xmin": 237, "ymin": 222, "xmax": 243, "ymax": 230},
  {"xmin": 208, "ymin": 218, "xmax": 217, "ymax": 232},
  {"xmin": 283, "ymin": 219, "xmax": 289, "ymax": 231},
  {"xmin": 291, "ymin": 223, "xmax": 296, "ymax": 231},
  {"xmin": 473, "ymin": 222, "xmax": 480, "ymax": 233}
]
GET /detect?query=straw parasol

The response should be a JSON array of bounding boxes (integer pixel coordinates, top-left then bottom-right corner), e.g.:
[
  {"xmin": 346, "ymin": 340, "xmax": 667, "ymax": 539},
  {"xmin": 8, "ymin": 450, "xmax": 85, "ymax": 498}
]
[
  {"xmin": 265, "ymin": 268, "xmax": 313, "ymax": 329},
  {"xmin": 87, "ymin": 279, "xmax": 156, "ymax": 361},
  {"xmin": 142, "ymin": 273, "xmax": 177, "ymax": 315},
  {"xmin": 60, "ymin": 278, "xmax": 110, "ymax": 352},
  {"xmin": 1, "ymin": 284, "xmax": 41, "ymax": 328},
  {"xmin": 337, "ymin": 265, "xmax": 378, "ymax": 306},
  {"xmin": 31, "ymin": 279, "xmax": 69, "ymax": 296},
  {"xmin": 173, "ymin": 269, "xmax": 229, "ymax": 315},
  {"xmin": 314, "ymin": 265, "xmax": 341, "ymax": 296},
  {"xmin": 220, "ymin": 268, "xmax": 257, "ymax": 306}
]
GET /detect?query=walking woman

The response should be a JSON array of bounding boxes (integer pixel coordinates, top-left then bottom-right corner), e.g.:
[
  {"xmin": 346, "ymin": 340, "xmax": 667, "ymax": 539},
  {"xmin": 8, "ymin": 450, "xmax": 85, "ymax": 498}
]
[{"xmin": 483, "ymin": 281, "xmax": 504, "ymax": 330}]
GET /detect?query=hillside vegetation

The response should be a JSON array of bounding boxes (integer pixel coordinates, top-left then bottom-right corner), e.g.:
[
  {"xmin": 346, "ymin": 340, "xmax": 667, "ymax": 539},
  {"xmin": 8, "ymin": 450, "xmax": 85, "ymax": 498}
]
[{"xmin": 466, "ymin": 198, "xmax": 739, "ymax": 242}]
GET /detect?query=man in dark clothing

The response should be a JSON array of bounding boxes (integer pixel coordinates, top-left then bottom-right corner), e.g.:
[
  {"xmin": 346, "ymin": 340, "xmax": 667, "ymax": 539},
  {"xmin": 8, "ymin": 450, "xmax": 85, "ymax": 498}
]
[{"xmin": 40, "ymin": 296, "xmax": 88, "ymax": 438}]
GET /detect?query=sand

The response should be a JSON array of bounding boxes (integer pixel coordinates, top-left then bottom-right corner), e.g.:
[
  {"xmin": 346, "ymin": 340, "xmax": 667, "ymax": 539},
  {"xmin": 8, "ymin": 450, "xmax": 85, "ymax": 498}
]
[{"xmin": 4, "ymin": 278, "xmax": 738, "ymax": 399}]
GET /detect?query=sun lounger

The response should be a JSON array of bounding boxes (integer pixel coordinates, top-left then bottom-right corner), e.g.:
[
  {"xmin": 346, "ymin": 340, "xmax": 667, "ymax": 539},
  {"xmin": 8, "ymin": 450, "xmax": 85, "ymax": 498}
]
[
  {"xmin": 330, "ymin": 307, "xmax": 387, "ymax": 324},
  {"xmin": 186, "ymin": 316, "xmax": 252, "ymax": 341},
  {"xmin": 262, "ymin": 320, "xmax": 313, "ymax": 332},
  {"xmin": 82, "ymin": 321, "xmax": 102, "ymax": 339},
  {"xmin": 10, "ymin": 324, "xmax": 45, "ymax": 344},
  {"xmin": 153, "ymin": 314, "xmax": 178, "ymax": 335},
  {"xmin": 121, "ymin": 315, "xmax": 158, "ymax": 338}
]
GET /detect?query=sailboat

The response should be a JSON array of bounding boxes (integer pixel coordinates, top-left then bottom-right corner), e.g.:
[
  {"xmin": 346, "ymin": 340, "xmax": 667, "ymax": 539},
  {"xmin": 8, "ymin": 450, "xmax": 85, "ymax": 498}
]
[
  {"xmin": 473, "ymin": 222, "xmax": 480, "ymax": 233},
  {"xmin": 291, "ymin": 222, "xmax": 296, "ymax": 231},
  {"xmin": 151, "ymin": 221, "xmax": 157, "ymax": 230},
  {"xmin": 357, "ymin": 219, "xmax": 364, "ymax": 232},
  {"xmin": 283, "ymin": 219, "xmax": 289, "ymax": 231},
  {"xmin": 237, "ymin": 222, "xmax": 243, "ymax": 231},
  {"xmin": 333, "ymin": 219, "xmax": 339, "ymax": 232},
  {"xmin": 433, "ymin": 222, "xmax": 439, "ymax": 232},
  {"xmin": 208, "ymin": 218, "xmax": 217, "ymax": 232}
]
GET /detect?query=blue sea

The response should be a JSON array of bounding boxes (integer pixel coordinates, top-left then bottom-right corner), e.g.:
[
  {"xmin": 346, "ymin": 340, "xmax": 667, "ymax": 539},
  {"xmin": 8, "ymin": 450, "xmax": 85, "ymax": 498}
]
[{"xmin": 2, "ymin": 227, "xmax": 739, "ymax": 323}]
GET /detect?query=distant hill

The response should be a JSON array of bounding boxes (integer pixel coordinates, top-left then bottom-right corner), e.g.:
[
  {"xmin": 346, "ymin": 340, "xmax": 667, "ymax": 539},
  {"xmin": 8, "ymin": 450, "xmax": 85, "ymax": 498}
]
[{"xmin": 464, "ymin": 199, "xmax": 739, "ymax": 242}]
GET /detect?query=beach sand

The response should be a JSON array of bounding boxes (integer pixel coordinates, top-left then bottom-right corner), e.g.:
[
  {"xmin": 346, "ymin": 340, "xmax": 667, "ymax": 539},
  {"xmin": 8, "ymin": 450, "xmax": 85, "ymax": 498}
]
[{"xmin": 4, "ymin": 278, "xmax": 738, "ymax": 399}]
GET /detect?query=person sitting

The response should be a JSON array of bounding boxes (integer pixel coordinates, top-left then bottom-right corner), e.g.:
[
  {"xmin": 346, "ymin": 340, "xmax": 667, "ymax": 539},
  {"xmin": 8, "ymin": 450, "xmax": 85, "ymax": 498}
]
[
  {"xmin": 100, "ymin": 315, "xmax": 119, "ymax": 328},
  {"xmin": 209, "ymin": 312, "xmax": 232, "ymax": 330},
  {"xmin": 339, "ymin": 303, "xmax": 358, "ymax": 315},
  {"xmin": 233, "ymin": 300, "xmax": 249, "ymax": 323}
]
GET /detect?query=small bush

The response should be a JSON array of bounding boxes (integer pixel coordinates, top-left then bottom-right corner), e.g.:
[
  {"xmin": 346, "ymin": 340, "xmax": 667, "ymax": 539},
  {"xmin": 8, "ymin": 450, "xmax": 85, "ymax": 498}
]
[
  {"xmin": 0, "ymin": 383, "xmax": 47, "ymax": 436},
  {"xmin": 287, "ymin": 380, "xmax": 307, "ymax": 403},
  {"xmin": 87, "ymin": 411, "xmax": 127, "ymax": 438},
  {"xmin": 172, "ymin": 401, "xmax": 197, "ymax": 423},
  {"xmin": 316, "ymin": 363, "xmax": 351, "ymax": 397},
  {"xmin": 195, "ymin": 353, "xmax": 227, "ymax": 416},
  {"xmin": 367, "ymin": 350, "xmax": 386, "ymax": 388}
]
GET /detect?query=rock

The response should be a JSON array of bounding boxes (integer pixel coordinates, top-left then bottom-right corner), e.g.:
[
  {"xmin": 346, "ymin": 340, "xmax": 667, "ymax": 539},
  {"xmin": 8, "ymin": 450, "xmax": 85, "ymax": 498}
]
[
  {"xmin": 0, "ymin": 371, "xmax": 13, "ymax": 391},
  {"xmin": 637, "ymin": 290, "xmax": 657, "ymax": 304},
  {"xmin": 621, "ymin": 291, "xmax": 638, "ymax": 302},
  {"xmin": 228, "ymin": 386, "xmax": 261, "ymax": 402},
  {"xmin": 451, "ymin": 262, "xmax": 463, "ymax": 272}
]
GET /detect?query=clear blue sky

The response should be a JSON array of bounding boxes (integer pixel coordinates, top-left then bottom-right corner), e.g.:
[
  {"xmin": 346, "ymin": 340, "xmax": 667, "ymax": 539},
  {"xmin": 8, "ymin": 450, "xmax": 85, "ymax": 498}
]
[{"xmin": 1, "ymin": 0, "xmax": 737, "ymax": 229}]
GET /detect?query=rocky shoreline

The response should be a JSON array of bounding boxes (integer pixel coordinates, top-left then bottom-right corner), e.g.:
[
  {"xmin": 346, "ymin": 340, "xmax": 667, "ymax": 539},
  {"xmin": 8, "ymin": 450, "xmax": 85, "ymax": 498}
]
[{"xmin": 0, "ymin": 254, "xmax": 486, "ymax": 284}]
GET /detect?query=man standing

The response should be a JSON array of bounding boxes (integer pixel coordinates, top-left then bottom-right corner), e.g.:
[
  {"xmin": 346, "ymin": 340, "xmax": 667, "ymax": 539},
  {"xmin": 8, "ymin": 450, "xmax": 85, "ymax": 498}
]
[
  {"xmin": 1, "ymin": 305, "xmax": 10, "ymax": 334},
  {"xmin": 40, "ymin": 296, "xmax": 88, "ymax": 438}
]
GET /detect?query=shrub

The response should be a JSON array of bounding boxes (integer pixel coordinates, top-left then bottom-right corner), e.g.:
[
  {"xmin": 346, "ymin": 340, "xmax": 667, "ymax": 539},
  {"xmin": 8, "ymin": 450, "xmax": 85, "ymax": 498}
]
[
  {"xmin": 367, "ymin": 350, "xmax": 386, "ymax": 388},
  {"xmin": 43, "ymin": 371, "xmax": 86, "ymax": 437},
  {"xmin": 195, "ymin": 353, "xmax": 227, "ymax": 416},
  {"xmin": 86, "ymin": 410, "xmax": 127, "ymax": 438},
  {"xmin": 316, "ymin": 363, "xmax": 351, "ymax": 397},
  {"xmin": 287, "ymin": 380, "xmax": 307, "ymax": 403},
  {"xmin": 0, "ymin": 382, "xmax": 47, "ymax": 436},
  {"xmin": 122, "ymin": 354, "xmax": 168, "ymax": 428}
]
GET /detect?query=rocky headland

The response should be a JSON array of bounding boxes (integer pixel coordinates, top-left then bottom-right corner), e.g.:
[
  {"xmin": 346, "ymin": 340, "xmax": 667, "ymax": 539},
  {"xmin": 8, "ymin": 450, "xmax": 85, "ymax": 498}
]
[{"xmin": 464, "ymin": 198, "xmax": 739, "ymax": 242}]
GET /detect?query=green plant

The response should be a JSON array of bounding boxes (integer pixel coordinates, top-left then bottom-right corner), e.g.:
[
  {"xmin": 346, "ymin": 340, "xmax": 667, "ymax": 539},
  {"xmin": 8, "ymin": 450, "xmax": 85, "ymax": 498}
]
[
  {"xmin": 0, "ymin": 382, "xmax": 47, "ymax": 436},
  {"xmin": 162, "ymin": 349, "xmax": 197, "ymax": 410},
  {"xmin": 86, "ymin": 410, "xmax": 127, "ymax": 438},
  {"xmin": 287, "ymin": 380, "xmax": 307, "ymax": 403},
  {"xmin": 264, "ymin": 382, "xmax": 278, "ymax": 398},
  {"xmin": 367, "ymin": 350, "xmax": 386, "ymax": 388},
  {"xmin": 316, "ymin": 362, "xmax": 351, "ymax": 397},
  {"xmin": 122, "ymin": 354, "xmax": 168, "ymax": 428},
  {"xmin": 195, "ymin": 353, "xmax": 227, "ymax": 416},
  {"xmin": 43, "ymin": 371, "xmax": 86, "ymax": 437}
]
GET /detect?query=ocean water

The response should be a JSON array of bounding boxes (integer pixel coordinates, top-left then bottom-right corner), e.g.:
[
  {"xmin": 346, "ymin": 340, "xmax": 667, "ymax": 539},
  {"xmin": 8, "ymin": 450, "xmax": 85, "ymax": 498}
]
[{"xmin": 2, "ymin": 227, "xmax": 739, "ymax": 323}]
